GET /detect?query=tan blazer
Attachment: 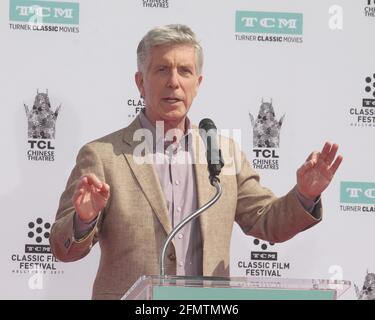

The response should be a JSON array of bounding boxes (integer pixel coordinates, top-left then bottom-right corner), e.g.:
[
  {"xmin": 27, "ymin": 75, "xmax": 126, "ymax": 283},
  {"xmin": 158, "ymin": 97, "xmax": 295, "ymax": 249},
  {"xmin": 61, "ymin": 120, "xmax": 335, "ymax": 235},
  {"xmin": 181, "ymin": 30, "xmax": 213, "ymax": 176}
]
[{"xmin": 50, "ymin": 117, "xmax": 322, "ymax": 300}]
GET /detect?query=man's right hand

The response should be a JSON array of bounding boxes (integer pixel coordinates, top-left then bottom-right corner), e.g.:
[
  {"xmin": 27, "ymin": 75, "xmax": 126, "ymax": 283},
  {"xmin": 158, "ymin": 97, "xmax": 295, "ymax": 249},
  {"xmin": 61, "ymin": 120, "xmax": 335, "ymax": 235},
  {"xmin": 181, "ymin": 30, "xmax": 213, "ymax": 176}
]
[{"xmin": 72, "ymin": 174, "xmax": 110, "ymax": 224}]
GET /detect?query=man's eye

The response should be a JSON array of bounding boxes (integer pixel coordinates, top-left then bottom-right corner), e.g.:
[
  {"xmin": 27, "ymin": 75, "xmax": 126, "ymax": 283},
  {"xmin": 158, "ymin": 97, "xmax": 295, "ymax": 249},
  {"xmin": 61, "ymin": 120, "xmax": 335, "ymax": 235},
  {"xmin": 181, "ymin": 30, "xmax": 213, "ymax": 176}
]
[
  {"xmin": 180, "ymin": 68, "xmax": 192, "ymax": 75},
  {"xmin": 157, "ymin": 67, "xmax": 167, "ymax": 73}
]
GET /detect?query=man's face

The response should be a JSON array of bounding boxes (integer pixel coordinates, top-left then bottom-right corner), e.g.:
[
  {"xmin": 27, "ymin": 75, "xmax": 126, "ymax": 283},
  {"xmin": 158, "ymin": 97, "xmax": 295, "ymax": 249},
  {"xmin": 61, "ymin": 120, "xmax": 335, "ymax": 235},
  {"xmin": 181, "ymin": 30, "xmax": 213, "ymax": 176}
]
[{"xmin": 135, "ymin": 44, "xmax": 202, "ymax": 125}]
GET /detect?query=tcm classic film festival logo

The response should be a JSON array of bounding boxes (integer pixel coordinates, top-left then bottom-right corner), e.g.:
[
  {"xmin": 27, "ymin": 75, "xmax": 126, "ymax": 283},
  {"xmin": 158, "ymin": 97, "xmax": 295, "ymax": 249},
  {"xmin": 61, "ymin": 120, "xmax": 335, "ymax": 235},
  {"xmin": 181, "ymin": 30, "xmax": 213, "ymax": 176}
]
[
  {"xmin": 11, "ymin": 217, "xmax": 63, "ymax": 276},
  {"xmin": 142, "ymin": 0, "xmax": 169, "ymax": 8},
  {"xmin": 127, "ymin": 97, "xmax": 145, "ymax": 119},
  {"xmin": 9, "ymin": 0, "xmax": 80, "ymax": 33},
  {"xmin": 249, "ymin": 99, "xmax": 285, "ymax": 170},
  {"xmin": 349, "ymin": 74, "xmax": 375, "ymax": 127},
  {"xmin": 340, "ymin": 182, "xmax": 375, "ymax": 213},
  {"xmin": 235, "ymin": 11, "xmax": 303, "ymax": 44},
  {"xmin": 237, "ymin": 239, "xmax": 291, "ymax": 277},
  {"xmin": 365, "ymin": 0, "xmax": 375, "ymax": 17},
  {"xmin": 24, "ymin": 90, "xmax": 61, "ymax": 161}
]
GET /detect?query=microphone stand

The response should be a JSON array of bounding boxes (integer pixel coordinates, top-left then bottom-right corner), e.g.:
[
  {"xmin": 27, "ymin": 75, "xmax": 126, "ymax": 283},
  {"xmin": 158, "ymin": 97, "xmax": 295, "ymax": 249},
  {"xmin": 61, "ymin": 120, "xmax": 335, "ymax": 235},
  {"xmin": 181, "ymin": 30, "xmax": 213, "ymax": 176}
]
[{"xmin": 159, "ymin": 176, "xmax": 223, "ymax": 277}]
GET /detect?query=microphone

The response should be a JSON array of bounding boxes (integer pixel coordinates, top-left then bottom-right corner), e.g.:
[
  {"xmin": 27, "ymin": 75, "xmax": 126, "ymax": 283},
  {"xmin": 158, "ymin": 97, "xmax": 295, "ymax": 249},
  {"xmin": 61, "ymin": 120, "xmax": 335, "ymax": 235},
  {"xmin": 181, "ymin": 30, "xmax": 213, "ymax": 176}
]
[
  {"xmin": 159, "ymin": 118, "xmax": 225, "ymax": 277},
  {"xmin": 199, "ymin": 118, "xmax": 224, "ymax": 184}
]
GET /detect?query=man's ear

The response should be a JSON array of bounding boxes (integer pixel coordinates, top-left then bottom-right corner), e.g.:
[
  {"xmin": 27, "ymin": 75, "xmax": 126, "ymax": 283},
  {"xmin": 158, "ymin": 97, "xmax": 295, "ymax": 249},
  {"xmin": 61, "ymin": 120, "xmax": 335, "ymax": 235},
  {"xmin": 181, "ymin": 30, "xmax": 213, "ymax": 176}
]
[
  {"xmin": 193, "ymin": 75, "xmax": 203, "ymax": 97},
  {"xmin": 197, "ymin": 75, "xmax": 203, "ymax": 88},
  {"xmin": 135, "ymin": 71, "xmax": 145, "ymax": 98}
]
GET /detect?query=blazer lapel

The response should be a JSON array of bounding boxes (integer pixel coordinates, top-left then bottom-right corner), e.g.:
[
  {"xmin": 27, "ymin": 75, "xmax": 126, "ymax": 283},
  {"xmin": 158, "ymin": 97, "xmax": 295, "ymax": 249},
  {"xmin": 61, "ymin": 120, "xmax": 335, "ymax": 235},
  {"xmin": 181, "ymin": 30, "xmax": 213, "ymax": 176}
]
[{"xmin": 122, "ymin": 118, "xmax": 173, "ymax": 237}]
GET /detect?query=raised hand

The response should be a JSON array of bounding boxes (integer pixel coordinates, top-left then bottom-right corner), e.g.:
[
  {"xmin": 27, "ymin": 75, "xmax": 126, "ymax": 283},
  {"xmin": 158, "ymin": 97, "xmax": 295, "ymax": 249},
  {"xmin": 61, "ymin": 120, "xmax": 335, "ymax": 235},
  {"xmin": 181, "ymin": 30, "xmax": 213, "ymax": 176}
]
[
  {"xmin": 296, "ymin": 142, "xmax": 343, "ymax": 200},
  {"xmin": 72, "ymin": 173, "xmax": 110, "ymax": 223}
]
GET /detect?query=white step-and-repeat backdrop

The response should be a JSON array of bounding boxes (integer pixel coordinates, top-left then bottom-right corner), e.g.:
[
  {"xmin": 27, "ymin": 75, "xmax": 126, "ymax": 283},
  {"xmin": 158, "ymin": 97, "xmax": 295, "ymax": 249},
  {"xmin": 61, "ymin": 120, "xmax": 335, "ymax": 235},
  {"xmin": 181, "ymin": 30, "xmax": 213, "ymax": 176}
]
[{"xmin": 0, "ymin": 0, "xmax": 374, "ymax": 299}]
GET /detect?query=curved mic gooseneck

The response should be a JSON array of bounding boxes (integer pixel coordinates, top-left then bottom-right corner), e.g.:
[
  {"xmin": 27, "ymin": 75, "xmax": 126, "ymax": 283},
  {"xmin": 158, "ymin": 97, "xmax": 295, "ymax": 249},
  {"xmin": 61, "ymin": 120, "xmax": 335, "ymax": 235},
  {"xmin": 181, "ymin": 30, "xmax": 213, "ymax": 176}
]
[
  {"xmin": 160, "ymin": 118, "xmax": 224, "ymax": 277},
  {"xmin": 159, "ymin": 177, "xmax": 222, "ymax": 276}
]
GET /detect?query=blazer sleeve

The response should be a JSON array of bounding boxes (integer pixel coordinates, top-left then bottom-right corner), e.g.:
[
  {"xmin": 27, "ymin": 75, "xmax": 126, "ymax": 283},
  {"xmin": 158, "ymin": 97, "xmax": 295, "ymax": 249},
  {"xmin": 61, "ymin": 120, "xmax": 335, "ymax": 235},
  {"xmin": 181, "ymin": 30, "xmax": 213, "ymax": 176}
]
[
  {"xmin": 49, "ymin": 143, "xmax": 107, "ymax": 262},
  {"xmin": 234, "ymin": 143, "xmax": 322, "ymax": 243}
]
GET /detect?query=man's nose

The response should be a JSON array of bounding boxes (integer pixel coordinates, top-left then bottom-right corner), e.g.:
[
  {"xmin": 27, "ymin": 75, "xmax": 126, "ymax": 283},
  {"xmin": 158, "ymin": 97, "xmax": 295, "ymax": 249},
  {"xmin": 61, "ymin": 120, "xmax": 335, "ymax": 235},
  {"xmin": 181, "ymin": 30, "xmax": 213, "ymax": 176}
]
[{"xmin": 166, "ymin": 70, "xmax": 180, "ymax": 89}]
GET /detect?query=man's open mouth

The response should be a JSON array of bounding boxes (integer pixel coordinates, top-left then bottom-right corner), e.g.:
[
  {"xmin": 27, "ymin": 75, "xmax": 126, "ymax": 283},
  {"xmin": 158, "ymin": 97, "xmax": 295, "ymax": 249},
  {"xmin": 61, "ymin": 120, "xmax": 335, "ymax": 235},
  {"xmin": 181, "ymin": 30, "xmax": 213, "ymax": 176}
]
[{"xmin": 163, "ymin": 97, "xmax": 182, "ymax": 103}]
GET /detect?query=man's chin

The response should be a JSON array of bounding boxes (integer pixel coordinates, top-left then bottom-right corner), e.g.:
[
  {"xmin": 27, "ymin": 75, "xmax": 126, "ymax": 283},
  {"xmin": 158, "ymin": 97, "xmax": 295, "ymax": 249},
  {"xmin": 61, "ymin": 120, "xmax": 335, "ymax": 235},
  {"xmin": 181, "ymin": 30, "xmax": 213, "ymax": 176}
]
[{"xmin": 160, "ymin": 110, "xmax": 187, "ymax": 123}]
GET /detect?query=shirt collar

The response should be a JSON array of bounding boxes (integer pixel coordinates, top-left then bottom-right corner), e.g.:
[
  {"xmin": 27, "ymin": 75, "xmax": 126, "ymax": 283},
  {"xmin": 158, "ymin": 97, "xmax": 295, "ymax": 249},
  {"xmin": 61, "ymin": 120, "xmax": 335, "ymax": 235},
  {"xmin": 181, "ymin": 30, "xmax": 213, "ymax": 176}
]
[{"xmin": 138, "ymin": 109, "xmax": 193, "ymax": 153}]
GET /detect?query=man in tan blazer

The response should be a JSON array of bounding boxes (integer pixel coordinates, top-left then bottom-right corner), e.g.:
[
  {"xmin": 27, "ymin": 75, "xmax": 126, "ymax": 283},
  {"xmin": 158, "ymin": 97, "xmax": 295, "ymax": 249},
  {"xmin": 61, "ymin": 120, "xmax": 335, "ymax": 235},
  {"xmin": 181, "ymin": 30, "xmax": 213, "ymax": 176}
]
[{"xmin": 49, "ymin": 24, "xmax": 342, "ymax": 300}]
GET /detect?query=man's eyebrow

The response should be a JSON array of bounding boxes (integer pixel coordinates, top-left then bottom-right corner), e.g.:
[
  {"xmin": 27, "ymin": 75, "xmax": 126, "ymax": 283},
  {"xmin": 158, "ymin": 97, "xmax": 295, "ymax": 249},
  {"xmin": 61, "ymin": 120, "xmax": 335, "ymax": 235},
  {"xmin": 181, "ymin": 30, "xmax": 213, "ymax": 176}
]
[
  {"xmin": 179, "ymin": 63, "xmax": 194, "ymax": 67},
  {"xmin": 153, "ymin": 64, "xmax": 169, "ymax": 68},
  {"xmin": 178, "ymin": 63, "xmax": 195, "ymax": 69}
]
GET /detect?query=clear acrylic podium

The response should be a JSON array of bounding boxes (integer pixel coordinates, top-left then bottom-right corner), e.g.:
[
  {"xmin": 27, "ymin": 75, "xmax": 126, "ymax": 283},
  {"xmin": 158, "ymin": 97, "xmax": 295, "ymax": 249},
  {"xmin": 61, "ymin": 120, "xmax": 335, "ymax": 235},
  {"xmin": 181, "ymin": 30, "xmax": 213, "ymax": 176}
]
[{"xmin": 122, "ymin": 275, "xmax": 351, "ymax": 300}]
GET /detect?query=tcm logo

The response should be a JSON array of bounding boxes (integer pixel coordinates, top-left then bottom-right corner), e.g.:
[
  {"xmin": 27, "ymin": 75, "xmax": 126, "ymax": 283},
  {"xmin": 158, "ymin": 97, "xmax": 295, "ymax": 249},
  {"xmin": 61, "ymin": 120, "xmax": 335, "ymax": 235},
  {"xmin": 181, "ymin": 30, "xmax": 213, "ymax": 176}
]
[
  {"xmin": 364, "ymin": 74, "xmax": 375, "ymax": 107},
  {"xmin": 251, "ymin": 252, "xmax": 277, "ymax": 261},
  {"xmin": 251, "ymin": 239, "xmax": 277, "ymax": 261},
  {"xmin": 341, "ymin": 182, "xmax": 375, "ymax": 204},
  {"xmin": 25, "ymin": 217, "xmax": 52, "ymax": 254},
  {"xmin": 9, "ymin": 0, "xmax": 79, "ymax": 25},
  {"xmin": 236, "ymin": 11, "xmax": 303, "ymax": 35}
]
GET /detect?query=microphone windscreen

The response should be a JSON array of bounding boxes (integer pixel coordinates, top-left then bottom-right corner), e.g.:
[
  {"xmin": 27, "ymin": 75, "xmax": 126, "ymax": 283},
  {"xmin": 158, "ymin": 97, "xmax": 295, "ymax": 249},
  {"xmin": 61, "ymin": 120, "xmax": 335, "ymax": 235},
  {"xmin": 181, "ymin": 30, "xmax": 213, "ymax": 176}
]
[{"xmin": 199, "ymin": 118, "xmax": 217, "ymax": 131}]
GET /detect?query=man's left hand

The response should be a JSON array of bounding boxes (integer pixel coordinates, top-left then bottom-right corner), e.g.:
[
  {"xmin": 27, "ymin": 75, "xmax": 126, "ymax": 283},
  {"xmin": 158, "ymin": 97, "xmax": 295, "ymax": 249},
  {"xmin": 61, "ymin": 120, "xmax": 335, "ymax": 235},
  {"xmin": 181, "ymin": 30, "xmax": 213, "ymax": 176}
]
[{"xmin": 297, "ymin": 142, "xmax": 343, "ymax": 200}]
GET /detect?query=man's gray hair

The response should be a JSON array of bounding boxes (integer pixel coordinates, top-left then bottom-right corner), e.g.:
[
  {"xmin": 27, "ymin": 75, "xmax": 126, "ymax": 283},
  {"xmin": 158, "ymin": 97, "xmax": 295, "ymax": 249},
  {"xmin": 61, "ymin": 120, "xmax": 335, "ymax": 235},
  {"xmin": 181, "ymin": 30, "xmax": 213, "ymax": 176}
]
[{"xmin": 137, "ymin": 24, "xmax": 203, "ymax": 74}]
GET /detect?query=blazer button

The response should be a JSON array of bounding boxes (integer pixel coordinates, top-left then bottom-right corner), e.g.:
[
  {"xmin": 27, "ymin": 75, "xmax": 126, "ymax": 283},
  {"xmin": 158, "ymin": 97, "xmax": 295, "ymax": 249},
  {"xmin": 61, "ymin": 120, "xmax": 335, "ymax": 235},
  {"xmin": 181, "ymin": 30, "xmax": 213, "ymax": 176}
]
[
  {"xmin": 168, "ymin": 253, "xmax": 176, "ymax": 261},
  {"xmin": 64, "ymin": 238, "xmax": 71, "ymax": 248}
]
